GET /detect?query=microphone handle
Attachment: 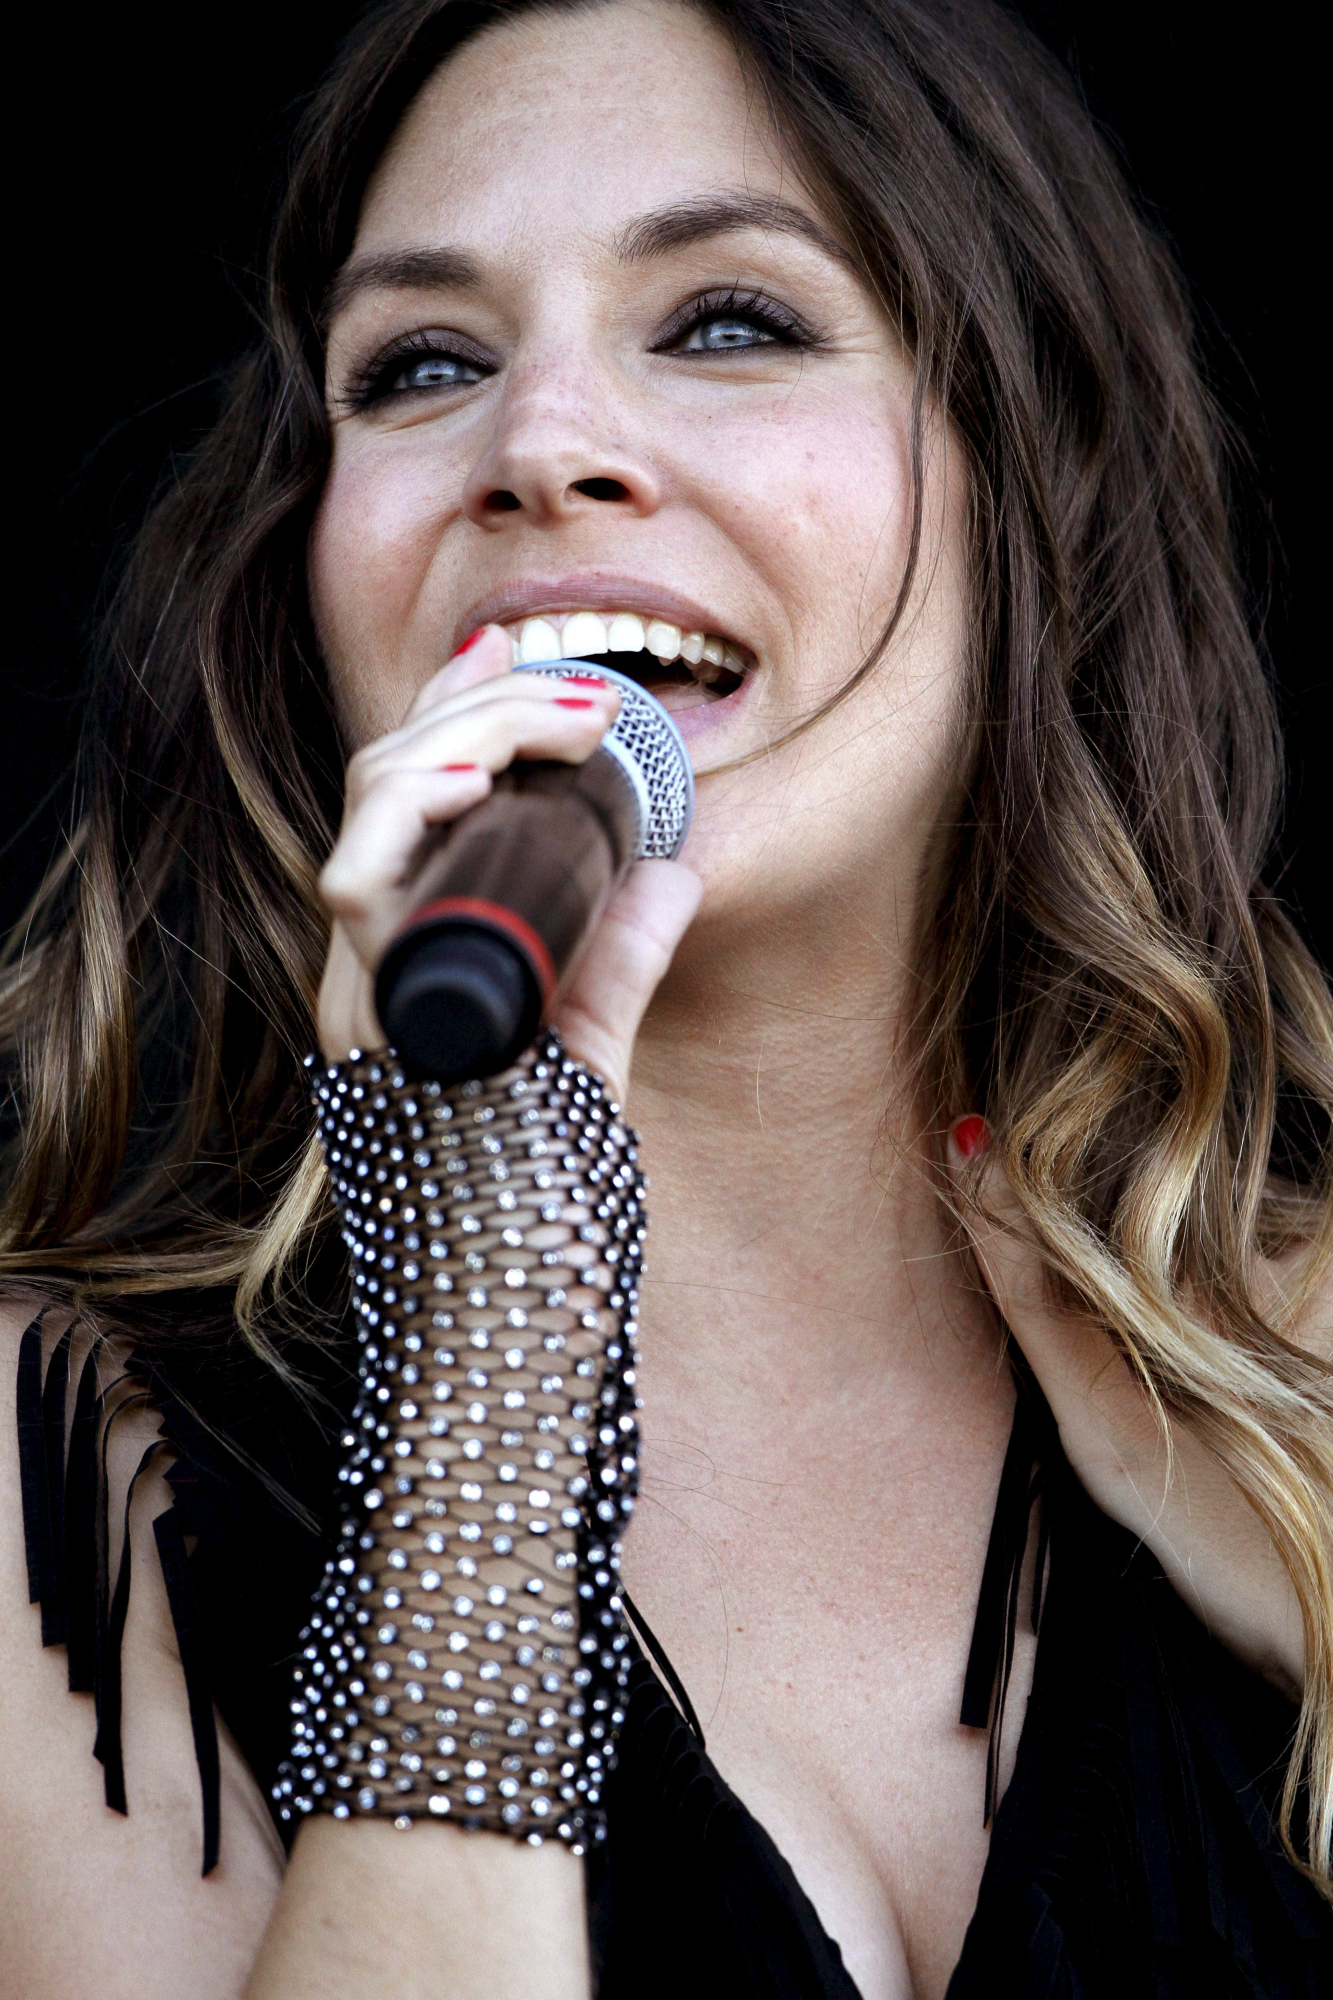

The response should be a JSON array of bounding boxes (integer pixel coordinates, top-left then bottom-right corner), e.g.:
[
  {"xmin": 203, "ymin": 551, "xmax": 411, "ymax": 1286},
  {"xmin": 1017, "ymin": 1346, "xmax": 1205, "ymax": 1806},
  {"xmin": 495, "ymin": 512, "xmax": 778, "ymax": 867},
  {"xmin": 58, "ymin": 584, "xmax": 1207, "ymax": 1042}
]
[{"xmin": 374, "ymin": 747, "xmax": 641, "ymax": 1083}]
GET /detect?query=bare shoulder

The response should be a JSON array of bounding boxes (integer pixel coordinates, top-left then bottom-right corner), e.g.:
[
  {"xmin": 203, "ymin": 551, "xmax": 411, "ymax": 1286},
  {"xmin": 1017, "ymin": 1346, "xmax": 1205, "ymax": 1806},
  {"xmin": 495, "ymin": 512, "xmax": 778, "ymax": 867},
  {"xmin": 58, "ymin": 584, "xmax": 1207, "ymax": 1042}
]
[{"xmin": 0, "ymin": 1296, "xmax": 284, "ymax": 2000}]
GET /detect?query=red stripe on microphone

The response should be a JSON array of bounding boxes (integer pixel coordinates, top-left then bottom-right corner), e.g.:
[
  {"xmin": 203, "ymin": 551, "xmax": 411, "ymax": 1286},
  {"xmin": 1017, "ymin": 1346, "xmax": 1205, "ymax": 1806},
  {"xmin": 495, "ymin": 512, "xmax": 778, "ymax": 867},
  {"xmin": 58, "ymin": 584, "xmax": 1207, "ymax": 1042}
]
[{"xmin": 396, "ymin": 896, "xmax": 557, "ymax": 1005}]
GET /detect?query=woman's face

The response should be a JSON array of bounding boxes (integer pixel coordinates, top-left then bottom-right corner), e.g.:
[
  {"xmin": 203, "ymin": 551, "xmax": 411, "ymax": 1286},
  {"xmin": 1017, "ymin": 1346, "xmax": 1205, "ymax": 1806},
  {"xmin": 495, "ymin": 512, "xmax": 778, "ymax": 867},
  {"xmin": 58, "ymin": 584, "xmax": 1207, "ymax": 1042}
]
[{"xmin": 312, "ymin": 0, "xmax": 968, "ymax": 953}]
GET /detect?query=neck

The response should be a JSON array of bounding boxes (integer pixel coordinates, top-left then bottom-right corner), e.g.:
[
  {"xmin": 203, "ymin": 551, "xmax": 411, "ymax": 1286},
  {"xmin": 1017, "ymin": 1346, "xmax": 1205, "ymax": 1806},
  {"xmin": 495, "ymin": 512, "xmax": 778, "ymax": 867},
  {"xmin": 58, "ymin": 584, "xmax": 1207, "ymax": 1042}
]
[{"xmin": 625, "ymin": 906, "xmax": 986, "ymax": 1401}]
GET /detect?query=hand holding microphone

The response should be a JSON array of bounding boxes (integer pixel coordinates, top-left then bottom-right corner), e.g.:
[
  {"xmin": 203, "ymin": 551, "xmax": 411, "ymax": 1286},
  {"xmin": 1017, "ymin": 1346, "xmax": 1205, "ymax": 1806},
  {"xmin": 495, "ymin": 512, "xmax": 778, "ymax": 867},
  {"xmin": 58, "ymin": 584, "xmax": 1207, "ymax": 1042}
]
[
  {"xmin": 317, "ymin": 625, "xmax": 701, "ymax": 1100},
  {"xmin": 293, "ymin": 627, "xmax": 697, "ymax": 1854}
]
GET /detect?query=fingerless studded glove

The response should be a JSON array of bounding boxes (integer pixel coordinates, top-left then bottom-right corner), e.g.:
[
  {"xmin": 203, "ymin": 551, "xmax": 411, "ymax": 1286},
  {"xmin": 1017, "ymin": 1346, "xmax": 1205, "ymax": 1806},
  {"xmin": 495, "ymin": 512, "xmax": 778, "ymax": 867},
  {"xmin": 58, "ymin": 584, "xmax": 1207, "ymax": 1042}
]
[{"xmin": 274, "ymin": 1033, "xmax": 644, "ymax": 1853}]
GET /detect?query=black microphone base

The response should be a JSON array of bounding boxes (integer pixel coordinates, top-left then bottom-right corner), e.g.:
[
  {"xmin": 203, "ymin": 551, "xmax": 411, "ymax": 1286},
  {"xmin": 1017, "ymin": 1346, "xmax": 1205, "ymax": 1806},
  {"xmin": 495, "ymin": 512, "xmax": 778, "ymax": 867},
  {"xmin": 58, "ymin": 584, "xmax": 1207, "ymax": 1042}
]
[{"xmin": 375, "ymin": 919, "xmax": 543, "ymax": 1085}]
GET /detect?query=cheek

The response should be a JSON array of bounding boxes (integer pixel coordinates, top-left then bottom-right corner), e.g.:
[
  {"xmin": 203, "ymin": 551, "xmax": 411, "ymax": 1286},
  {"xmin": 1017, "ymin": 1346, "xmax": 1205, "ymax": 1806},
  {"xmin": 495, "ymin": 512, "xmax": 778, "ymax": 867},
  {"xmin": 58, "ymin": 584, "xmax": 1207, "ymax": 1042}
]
[
  {"xmin": 679, "ymin": 389, "xmax": 965, "ymax": 918},
  {"xmin": 308, "ymin": 434, "xmax": 463, "ymax": 741},
  {"xmin": 691, "ymin": 379, "xmax": 912, "ymax": 655}
]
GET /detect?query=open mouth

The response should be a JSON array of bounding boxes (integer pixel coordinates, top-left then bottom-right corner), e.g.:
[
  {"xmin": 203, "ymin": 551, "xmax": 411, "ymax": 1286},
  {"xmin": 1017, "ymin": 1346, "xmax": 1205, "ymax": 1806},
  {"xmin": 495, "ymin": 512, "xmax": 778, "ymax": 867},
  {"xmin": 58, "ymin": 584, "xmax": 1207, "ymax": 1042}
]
[{"xmin": 501, "ymin": 610, "xmax": 749, "ymax": 701}]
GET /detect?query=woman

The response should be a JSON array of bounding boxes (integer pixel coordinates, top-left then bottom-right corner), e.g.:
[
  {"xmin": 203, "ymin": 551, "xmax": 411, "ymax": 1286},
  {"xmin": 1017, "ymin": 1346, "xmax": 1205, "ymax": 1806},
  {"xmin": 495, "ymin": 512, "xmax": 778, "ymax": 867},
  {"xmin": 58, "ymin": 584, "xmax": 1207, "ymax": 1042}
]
[{"xmin": 1, "ymin": 0, "xmax": 1329, "ymax": 1994}]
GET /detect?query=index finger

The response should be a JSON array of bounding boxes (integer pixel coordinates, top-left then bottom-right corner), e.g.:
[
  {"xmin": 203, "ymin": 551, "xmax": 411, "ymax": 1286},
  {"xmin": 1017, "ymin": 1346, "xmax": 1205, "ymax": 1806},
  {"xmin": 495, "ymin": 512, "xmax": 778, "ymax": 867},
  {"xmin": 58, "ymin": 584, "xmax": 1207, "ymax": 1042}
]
[{"xmin": 402, "ymin": 623, "xmax": 514, "ymax": 724}]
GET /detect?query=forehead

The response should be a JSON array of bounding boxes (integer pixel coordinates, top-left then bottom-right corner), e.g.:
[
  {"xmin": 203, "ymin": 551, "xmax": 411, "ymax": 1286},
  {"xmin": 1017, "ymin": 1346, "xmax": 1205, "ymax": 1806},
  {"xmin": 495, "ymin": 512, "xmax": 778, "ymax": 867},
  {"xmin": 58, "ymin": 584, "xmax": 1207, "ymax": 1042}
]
[{"xmin": 356, "ymin": 0, "xmax": 801, "ymax": 258}]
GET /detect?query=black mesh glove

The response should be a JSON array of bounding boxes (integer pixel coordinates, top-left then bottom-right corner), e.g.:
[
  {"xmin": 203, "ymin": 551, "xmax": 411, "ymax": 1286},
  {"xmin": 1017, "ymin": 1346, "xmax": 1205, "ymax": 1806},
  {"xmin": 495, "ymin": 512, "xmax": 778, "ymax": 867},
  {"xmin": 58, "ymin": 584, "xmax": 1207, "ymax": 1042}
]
[{"xmin": 274, "ymin": 1032, "xmax": 644, "ymax": 1854}]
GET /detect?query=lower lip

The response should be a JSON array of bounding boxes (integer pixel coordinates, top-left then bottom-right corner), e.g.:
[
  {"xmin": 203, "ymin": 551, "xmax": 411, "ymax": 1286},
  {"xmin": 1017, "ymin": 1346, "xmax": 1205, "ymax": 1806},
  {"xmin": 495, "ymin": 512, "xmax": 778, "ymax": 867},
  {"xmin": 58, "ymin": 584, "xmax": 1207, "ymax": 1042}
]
[
  {"xmin": 564, "ymin": 656, "xmax": 753, "ymax": 747},
  {"xmin": 654, "ymin": 675, "xmax": 752, "ymax": 749}
]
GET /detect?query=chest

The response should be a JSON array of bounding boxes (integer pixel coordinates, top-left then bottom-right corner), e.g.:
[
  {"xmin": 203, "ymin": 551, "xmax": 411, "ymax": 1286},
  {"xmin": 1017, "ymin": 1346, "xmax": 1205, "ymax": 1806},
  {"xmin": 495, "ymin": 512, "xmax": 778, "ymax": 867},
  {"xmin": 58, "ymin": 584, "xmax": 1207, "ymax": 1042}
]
[{"xmin": 619, "ymin": 1338, "xmax": 1033, "ymax": 2000}]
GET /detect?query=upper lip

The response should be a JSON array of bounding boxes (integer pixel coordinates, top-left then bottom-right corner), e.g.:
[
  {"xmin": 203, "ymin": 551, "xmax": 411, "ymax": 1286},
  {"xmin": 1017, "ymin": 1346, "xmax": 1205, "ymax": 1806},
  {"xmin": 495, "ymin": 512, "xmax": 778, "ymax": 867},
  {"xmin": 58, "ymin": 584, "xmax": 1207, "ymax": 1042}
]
[{"xmin": 455, "ymin": 574, "xmax": 749, "ymax": 655}]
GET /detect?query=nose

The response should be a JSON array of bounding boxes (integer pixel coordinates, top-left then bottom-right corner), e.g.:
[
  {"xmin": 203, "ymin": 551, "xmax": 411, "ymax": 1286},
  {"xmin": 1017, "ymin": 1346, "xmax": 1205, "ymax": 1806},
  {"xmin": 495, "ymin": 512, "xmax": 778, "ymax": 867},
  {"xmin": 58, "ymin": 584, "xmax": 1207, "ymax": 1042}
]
[{"xmin": 461, "ymin": 351, "xmax": 661, "ymax": 529}]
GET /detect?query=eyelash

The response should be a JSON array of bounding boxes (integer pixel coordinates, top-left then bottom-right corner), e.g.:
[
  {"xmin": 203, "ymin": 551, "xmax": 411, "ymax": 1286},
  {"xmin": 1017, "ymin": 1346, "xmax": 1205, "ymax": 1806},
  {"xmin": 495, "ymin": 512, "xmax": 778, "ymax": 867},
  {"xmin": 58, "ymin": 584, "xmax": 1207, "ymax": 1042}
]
[
  {"xmin": 344, "ymin": 330, "xmax": 490, "ymax": 409},
  {"xmin": 651, "ymin": 286, "xmax": 817, "ymax": 353},
  {"xmin": 344, "ymin": 287, "xmax": 818, "ymax": 409}
]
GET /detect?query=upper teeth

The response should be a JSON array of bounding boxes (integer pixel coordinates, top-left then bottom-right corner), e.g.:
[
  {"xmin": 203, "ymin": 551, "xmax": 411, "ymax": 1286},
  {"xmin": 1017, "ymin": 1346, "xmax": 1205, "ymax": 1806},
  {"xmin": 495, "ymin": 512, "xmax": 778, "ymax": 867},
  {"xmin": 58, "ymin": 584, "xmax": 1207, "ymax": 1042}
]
[{"xmin": 502, "ymin": 611, "xmax": 745, "ymax": 685}]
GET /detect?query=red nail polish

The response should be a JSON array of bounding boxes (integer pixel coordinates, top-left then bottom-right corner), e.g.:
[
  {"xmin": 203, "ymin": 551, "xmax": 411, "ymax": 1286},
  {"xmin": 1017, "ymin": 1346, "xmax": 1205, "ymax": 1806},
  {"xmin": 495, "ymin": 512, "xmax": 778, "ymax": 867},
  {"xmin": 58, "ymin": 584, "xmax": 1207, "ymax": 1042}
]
[
  {"xmin": 454, "ymin": 627, "xmax": 487, "ymax": 655},
  {"xmin": 443, "ymin": 762, "xmax": 479, "ymax": 771},
  {"xmin": 953, "ymin": 1115, "xmax": 990, "ymax": 1160},
  {"xmin": 561, "ymin": 674, "xmax": 606, "ymax": 687},
  {"xmin": 555, "ymin": 697, "xmax": 595, "ymax": 709}
]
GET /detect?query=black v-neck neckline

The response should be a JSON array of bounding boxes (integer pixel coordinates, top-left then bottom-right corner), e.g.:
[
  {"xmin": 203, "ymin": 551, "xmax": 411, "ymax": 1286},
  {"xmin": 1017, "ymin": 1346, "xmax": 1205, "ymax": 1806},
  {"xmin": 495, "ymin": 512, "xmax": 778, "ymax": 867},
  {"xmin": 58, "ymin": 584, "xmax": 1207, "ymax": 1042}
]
[{"xmin": 600, "ymin": 1367, "xmax": 1055, "ymax": 1997}]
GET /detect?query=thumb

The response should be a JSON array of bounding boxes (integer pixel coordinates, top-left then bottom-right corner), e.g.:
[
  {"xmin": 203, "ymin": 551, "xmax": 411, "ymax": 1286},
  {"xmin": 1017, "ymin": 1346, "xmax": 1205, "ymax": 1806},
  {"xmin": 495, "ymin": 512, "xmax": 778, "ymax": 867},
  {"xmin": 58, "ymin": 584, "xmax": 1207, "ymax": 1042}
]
[{"xmin": 550, "ymin": 859, "xmax": 702, "ymax": 1102}]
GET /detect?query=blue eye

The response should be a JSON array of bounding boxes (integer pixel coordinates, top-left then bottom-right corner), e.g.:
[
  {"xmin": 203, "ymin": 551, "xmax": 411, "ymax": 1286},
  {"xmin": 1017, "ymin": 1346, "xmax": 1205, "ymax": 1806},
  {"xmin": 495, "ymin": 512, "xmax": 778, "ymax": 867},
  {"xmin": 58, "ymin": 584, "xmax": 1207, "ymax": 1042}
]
[
  {"xmin": 348, "ymin": 339, "xmax": 491, "ymax": 408},
  {"xmin": 678, "ymin": 315, "xmax": 777, "ymax": 353},
  {"xmin": 391, "ymin": 353, "xmax": 483, "ymax": 391}
]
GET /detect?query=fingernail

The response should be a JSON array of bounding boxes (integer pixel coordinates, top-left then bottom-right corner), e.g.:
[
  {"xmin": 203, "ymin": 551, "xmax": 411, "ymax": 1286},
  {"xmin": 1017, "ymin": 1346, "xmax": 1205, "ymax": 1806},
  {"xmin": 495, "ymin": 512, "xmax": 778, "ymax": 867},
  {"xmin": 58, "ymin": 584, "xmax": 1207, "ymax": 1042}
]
[
  {"xmin": 454, "ymin": 627, "xmax": 488, "ymax": 656},
  {"xmin": 561, "ymin": 674, "xmax": 606, "ymax": 687},
  {"xmin": 555, "ymin": 697, "xmax": 596, "ymax": 709},
  {"xmin": 952, "ymin": 1115, "xmax": 990, "ymax": 1160},
  {"xmin": 443, "ymin": 762, "xmax": 479, "ymax": 771}
]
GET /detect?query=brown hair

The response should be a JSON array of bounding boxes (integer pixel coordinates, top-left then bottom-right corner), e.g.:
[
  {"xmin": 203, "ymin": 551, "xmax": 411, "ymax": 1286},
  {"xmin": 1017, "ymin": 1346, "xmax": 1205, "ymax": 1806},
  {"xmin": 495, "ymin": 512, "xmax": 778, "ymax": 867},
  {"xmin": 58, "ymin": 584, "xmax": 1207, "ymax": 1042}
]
[{"xmin": 2, "ymin": 0, "xmax": 1330, "ymax": 1879}]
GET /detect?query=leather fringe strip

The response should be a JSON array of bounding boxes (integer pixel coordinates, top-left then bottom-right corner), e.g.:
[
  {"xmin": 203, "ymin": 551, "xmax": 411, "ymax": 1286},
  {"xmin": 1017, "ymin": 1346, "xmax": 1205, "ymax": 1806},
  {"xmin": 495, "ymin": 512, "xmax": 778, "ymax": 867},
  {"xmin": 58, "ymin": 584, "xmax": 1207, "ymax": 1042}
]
[{"xmin": 15, "ymin": 1311, "xmax": 221, "ymax": 1875}]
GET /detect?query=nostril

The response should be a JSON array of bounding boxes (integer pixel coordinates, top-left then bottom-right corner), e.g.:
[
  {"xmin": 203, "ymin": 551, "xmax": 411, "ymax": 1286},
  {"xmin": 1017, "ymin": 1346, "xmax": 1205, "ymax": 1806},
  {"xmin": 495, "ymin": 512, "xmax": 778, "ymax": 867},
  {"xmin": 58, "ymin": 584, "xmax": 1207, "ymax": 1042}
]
[
  {"xmin": 485, "ymin": 489, "xmax": 522, "ymax": 512},
  {"xmin": 571, "ymin": 477, "xmax": 630, "ymax": 503}
]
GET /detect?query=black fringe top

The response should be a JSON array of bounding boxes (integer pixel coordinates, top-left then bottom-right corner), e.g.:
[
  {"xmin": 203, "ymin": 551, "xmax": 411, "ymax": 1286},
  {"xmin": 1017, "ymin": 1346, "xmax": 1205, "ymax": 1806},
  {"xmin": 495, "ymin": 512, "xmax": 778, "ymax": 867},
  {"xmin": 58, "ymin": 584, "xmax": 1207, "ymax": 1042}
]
[{"xmin": 14, "ymin": 1312, "xmax": 1332, "ymax": 1997}]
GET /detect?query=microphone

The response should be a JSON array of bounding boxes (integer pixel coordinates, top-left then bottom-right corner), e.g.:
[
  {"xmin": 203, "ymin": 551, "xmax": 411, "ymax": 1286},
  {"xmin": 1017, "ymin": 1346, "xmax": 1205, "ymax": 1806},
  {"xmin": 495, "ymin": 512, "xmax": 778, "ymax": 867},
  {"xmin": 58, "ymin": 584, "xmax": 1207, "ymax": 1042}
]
[{"xmin": 374, "ymin": 660, "xmax": 694, "ymax": 1084}]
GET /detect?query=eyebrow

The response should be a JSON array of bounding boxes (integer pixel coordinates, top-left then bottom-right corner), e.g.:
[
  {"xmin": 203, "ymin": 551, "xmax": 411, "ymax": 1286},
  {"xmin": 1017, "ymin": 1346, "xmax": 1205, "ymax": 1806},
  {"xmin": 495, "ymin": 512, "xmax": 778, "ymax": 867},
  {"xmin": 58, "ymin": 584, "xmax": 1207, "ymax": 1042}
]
[
  {"xmin": 321, "ymin": 246, "xmax": 483, "ymax": 326},
  {"xmin": 612, "ymin": 192, "xmax": 855, "ymax": 271},
  {"xmin": 322, "ymin": 192, "xmax": 855, "ymax": 327}
]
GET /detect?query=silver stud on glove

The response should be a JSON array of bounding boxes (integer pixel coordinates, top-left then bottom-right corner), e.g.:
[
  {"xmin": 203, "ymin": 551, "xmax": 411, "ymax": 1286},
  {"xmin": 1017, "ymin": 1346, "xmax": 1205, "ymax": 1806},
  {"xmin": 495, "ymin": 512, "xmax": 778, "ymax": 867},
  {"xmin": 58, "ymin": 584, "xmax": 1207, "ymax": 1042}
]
[{"xmin": 274, "ymin": 1032, "xmax": 644, "ymax": 1852}]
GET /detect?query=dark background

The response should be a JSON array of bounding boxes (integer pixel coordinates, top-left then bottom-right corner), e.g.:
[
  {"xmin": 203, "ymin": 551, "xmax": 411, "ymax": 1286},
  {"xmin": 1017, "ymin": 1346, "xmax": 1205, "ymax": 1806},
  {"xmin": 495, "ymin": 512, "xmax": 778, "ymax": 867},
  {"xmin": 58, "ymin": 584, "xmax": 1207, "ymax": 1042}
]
[{"xmin": 6, "ymin": 3, "xmax": 1325, "ymax": 952}]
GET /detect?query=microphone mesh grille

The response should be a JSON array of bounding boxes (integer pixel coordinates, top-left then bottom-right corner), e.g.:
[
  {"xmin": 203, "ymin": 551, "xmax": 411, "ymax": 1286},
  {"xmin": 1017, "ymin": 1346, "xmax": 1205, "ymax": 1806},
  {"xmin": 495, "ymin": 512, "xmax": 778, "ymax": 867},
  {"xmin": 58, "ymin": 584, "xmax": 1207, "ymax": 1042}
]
[{"xmin": 516, "ymin": 660, "xmax": 694, "ymax": 859}]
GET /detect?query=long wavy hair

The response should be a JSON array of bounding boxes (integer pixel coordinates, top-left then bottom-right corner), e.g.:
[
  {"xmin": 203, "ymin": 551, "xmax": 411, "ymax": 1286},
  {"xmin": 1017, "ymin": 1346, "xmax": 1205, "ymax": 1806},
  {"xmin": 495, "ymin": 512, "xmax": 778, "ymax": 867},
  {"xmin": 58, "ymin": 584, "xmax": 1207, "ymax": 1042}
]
[{"xmin": 2, "ymin": 0, "xmax": 1330, "ymax": 1881}]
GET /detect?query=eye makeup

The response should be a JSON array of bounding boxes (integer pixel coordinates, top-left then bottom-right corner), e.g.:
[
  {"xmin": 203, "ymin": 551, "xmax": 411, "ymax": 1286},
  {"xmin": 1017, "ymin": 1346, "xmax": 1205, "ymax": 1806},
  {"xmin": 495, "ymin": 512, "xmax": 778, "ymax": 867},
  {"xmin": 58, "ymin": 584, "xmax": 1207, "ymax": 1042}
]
[{"xmin": 336, "ymin": 281, "xmax": 825, "ymax": 413}]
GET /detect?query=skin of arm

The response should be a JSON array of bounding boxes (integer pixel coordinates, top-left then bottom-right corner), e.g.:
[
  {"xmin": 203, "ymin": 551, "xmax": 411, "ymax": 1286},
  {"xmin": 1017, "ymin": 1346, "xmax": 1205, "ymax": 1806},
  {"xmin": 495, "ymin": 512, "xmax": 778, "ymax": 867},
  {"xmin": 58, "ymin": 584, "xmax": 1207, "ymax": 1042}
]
[{"xmin": 246, "ymin": 1821, "xmax": 590, "ymax": 2000}]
